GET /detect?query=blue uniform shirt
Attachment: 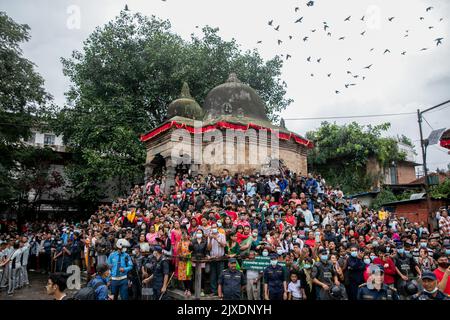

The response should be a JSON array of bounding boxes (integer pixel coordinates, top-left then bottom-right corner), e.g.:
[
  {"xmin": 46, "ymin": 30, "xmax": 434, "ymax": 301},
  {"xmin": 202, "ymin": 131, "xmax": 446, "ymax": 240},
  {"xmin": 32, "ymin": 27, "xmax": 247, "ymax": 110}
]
[{"xmin": 107, "ymin": 251, "xmax": 133, "ymax": 278}]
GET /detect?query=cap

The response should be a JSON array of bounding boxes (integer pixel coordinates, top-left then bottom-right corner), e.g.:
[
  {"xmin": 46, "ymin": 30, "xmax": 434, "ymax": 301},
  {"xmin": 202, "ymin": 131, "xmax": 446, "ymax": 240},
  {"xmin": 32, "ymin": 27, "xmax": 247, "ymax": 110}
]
[
  {"xmin": 228, "ymin": 258, "xmax": 237, "ymax": 264},
  {"xmin": 153, "ymin": 245, "xmax": 163, "ymax": 253},
  {"xmin": 421, "ymin": 271, "xmax": 437, "ymax": 281}
]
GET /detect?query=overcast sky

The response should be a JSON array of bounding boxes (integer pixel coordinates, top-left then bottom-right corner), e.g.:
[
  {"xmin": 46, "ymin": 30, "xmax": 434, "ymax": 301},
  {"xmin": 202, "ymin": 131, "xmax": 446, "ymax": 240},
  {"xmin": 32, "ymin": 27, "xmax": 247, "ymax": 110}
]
[{"xmin": 2, "ymin": 0, "xmax": 449, "ymax": 172}]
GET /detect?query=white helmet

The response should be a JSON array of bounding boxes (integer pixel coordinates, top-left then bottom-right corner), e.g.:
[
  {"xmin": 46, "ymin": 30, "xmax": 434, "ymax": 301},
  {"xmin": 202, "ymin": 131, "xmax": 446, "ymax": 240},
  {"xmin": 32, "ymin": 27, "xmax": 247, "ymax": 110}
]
[{"xmin": 116, "ymin": 239, "xmax": 130, "ymax": 249}]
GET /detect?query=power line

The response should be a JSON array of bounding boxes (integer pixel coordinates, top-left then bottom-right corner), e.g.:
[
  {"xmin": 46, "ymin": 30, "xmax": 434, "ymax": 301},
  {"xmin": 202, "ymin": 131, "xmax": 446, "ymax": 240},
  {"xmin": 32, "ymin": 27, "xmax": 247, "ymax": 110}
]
[
  {"xmin": 284, "ymin": 111, "xmax": 415, "ymax": 121},
  {"xmin": 422, "ymin": 116, "xmax": 434, "ymax": 130},
  {"xmin": 427, "ymin": 103, "xmax": 450, "ymax": 114}
]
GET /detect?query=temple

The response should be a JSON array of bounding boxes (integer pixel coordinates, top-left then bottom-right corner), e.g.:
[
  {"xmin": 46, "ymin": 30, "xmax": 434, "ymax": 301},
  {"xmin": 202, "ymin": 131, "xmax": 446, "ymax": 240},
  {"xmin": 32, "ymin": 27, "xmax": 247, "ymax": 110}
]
[{"xmin": 140, "ymin": 73, "xmax": 313, "ymax": 192}]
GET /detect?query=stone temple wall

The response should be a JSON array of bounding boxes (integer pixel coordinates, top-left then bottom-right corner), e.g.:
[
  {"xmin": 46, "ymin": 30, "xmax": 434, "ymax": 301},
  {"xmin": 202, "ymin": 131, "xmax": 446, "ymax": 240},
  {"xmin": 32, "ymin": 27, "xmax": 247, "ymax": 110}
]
[{"xmin": 144, "ymin": 128, "xmax": 308, "ymax": 178}]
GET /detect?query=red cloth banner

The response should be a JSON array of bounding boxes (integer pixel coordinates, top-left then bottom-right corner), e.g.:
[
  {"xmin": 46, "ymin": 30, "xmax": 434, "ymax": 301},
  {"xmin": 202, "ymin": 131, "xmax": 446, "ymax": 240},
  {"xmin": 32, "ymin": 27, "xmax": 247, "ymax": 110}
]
[
  {"xmin": 140, "ymin": 120, "xmax": 314, "ymax": 148},
  {"xmin": 440, "ymin": 138, "xmax": 450, "ymax": 149}
]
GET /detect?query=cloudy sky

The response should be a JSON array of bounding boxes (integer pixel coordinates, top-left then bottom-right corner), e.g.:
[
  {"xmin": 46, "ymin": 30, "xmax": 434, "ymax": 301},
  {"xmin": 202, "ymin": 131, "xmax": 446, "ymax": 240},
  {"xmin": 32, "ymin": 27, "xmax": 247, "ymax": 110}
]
[{"xmin": 2, "ymin": 0, "xmax": 449, "ymax": 172}]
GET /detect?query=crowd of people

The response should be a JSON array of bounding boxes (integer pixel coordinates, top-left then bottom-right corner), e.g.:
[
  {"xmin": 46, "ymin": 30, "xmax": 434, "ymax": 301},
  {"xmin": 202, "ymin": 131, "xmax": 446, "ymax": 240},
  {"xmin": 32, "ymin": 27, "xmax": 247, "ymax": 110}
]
[{"xmin": 1, "ymin": 168, "xmax": 449, "ymax": 300}]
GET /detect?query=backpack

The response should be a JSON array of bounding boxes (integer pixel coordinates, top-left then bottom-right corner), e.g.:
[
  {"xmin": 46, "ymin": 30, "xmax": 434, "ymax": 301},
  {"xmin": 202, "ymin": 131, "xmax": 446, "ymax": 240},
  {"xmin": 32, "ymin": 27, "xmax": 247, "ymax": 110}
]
[{"xmin": 72, "ymin": 281, "xmax": 104, "ymax": 300}]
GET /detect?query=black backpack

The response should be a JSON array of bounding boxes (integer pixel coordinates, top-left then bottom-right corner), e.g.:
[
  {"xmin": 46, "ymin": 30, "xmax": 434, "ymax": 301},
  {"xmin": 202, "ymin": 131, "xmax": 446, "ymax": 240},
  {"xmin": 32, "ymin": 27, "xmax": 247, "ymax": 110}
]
[{"xmin": 72, "ymin": 281, "xmax": 104, "ymax": 300}]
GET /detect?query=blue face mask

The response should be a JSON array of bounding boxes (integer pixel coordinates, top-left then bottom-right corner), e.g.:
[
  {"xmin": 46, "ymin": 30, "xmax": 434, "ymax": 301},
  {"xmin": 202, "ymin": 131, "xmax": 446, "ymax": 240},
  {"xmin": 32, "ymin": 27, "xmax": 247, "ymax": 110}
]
[
  {"xmin": 303, "ymin": 263, "xmax": 311, "ymax": 269},
  {"xmin": 364, "ymin": 258, "xmax": 371, "ymax": 265},
  {"xmin": 397, "ymin": 249, "xmax": 405, "ymax": 255},
  {"xmin": 351, "ymin": 251, "xmax": 358, "ymax": 258},
  {"xmin": 420, "ymin": 242, "xmax": 427, "ymax": 248},
  {"xmin": 404, "ymin": 250, "xmax": 410, "ymax": 255},
  {"xmin": 320, "ymin": 254, "xmax": 328, "ymax": 261},
  {"xmin": 445, "ymin": 249, "xmax": 450, "ymax": 255}
]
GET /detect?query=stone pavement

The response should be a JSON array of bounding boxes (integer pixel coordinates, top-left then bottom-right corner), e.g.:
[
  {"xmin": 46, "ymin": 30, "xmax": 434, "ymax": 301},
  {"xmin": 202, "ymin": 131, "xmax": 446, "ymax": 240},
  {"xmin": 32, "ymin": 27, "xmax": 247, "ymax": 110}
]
[{"xmin": 0, "ymin": 272, "xmax": 79, "ymax": 300}]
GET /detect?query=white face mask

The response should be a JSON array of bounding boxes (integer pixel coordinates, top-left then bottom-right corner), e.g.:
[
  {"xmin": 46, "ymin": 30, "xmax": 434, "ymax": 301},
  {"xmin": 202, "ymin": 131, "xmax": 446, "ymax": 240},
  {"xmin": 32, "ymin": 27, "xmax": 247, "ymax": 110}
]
[
  {"xmin": 121, "ymin": 248, "xmax": 127, "ymax": 253},
  {"xmin": 262, "ymin": 251, "xmax": 269, "ymax": 257},
  {"xmin": 217, "ymin": 222, "xmax": 222, "ymax": 227},
  {"xmin": 196, "ymin": 233, "xmax": 202, "ymax": 239},
  {"xmin": 212, "ymin": 229, "xmax": 218, "ymax": 234},
  {"xmin": 270, "ymin": 260, "xmax": 278, "ymax": 266}
]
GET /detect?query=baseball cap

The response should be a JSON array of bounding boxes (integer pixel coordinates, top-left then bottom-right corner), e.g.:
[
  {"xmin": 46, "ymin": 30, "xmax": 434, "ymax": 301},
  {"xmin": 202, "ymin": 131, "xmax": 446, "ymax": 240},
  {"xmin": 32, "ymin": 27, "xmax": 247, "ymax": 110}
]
[
  {"xmin": 153, "ymin": 245, "xmax": 163, "ymax": 253},
  {"xmin": 228, "ymin": 258, "xmax": 237, "ymax": 264},
  {"xmin": 421, "ymin": 271, "xmax": 437, "ymax": 281}
]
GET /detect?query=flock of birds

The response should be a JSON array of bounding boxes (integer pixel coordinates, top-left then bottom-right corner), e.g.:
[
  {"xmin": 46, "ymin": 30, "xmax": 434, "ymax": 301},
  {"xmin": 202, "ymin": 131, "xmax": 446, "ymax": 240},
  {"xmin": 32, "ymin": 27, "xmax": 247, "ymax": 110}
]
[
  {"xmin": 260, "ymin": 1, "xmax": 446, "ymax": 94},
  {"xmin": 124, "ymin": 2, "xmax": 446, "ymax": 95}
]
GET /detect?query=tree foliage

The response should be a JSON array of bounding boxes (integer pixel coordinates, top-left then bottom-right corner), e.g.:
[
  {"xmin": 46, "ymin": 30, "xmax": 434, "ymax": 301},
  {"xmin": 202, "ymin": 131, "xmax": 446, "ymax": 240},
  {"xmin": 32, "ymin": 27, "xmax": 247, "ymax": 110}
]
[
  {"xmin": 430, "ymin": 178, "xmax": 450, "ymax": 199},
  {"xmin": 372, "ymin": 188, "xmax": 398, "ymax": 210},
  {"xmin": 306, "ymin": 121, "xmax": 407, "ymax": 194},
  {"xmin": 0, "ymin": 12, "xmax": 53, "ymax": 209},
  {"xmin": 54, "ymin": 11, "xmax": 291, "ymax": 204}
]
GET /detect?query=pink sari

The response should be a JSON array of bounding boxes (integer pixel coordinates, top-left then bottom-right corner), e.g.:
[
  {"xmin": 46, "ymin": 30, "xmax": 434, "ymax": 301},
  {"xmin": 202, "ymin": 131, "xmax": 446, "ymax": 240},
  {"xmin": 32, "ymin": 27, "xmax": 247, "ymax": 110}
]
[{"xmin": 171, "ymin": 229, "xmax": 182, "ymax": 277}]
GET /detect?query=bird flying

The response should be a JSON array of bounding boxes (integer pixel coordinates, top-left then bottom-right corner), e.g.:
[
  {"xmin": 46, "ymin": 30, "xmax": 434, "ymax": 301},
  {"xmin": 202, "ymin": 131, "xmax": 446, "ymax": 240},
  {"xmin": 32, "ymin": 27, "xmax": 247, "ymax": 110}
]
[
  {"xmin": 344, "ymin": 16, "xmax": 351, "ymax": 22},
  {"xmin": 388, "ymin": 17, "xmax": 395, "ymax": 21},
  {"xmin": 383, "ymin": 49, "xmax": 391, "ymax": 54},
  {"xmin": 435, "ymin": 38, "xmax": 444, "ymax": 46},
  {"xmin": 364, "ymin": 64, "xmax": 373, "ymax": 69},
  {"xmin": 295, "ymin": 17, "xmax": 304, "ymax": 23}
]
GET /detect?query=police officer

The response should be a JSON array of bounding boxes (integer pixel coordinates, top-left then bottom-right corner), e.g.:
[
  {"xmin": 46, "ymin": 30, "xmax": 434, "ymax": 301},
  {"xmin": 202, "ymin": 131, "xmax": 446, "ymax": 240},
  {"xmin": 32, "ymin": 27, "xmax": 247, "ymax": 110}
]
[
  {"xmin": 412, "ymin": 271, "xmax": 449, "ymax": 300},
  {"xmin": 218, "ymin": 258, "xmax": 246, "ymax": 300},
  {"xmin": 357, "ymin": 265, "xmax": 399, "ymax": 300},
  {"xmin": 150, "ymin": 245, "xmax": 170, "ymax": 300},
  {"xmin": 312, "ymin": 249, "xmax": 340, "ymax": 300},
  {"xmin": 394, "ymin": 243, "xmax": 420, "ymax": 298},
  {"xmin": 263, "ymin": 253, "xmax": 288, "ymax": 300}
]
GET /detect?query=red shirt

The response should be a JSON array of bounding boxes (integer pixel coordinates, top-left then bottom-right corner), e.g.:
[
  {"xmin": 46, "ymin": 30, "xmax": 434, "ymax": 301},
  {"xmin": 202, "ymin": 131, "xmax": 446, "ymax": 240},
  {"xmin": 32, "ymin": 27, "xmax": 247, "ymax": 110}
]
[
  {"xmin": 285, "ymin": 215, "xmax": 296, "ymax": 226},
  {"xmin": 226, "ymin": 210, "xmax": 237, "ymax": 222},
  {"xmin": 373, "ymin": 257, "xmax": 396, "ymax": 284},
  {"xmin": 434, "ymin": 268, "xmax": 450, "ymax": 295}
]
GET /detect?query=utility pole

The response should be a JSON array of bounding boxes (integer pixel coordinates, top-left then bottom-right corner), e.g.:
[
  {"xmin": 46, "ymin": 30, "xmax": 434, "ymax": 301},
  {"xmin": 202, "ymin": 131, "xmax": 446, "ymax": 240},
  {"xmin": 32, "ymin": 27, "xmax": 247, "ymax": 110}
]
[{"xmin": 417, "ymin": 99, "xmax": 450, "ymax": 232}]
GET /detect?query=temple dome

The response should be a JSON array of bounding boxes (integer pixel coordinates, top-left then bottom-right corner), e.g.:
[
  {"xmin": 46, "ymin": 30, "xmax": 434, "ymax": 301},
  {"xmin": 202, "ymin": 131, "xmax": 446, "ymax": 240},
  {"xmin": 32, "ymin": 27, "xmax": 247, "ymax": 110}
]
[
  {"xmin": 202, "ymin": 73, "xmax": 269, "ymax": 121},
  {"xmin": 167, "ymin": 82, "xmax": 203, "ymax": 120}
]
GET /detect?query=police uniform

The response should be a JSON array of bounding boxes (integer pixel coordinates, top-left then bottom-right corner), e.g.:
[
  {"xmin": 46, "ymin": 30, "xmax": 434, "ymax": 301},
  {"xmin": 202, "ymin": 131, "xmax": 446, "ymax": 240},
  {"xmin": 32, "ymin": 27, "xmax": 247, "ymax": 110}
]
[
  {"xmin": 356, "ymin": 283, "xmax": 399, "ymax": 300},
  {"xmin": 412, "ymin": 290, "xmax": 450, "ymax": 300},
  {"xmin": 263, "ymin": 261, "xmax": 287, "ymax": 300},
  {"xmin": 218, "ymin": 263, "xmax": 246, "ymax": 300},
  {"xmin": 311, "ymin": 260, "xmax": 336, "ymax": 300},
  {"xmin": 152, "ymin": 254, "xmax": 170, "ymax": 300}
]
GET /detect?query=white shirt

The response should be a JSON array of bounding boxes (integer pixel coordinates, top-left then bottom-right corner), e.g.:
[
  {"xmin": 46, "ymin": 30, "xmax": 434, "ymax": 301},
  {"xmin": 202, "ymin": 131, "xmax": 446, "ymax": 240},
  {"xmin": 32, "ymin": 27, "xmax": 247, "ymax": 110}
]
[
  {"xmin": 288, "ymin": 280, "xmax": 302, "ymax": 299},
  {"xmin": 300, "ymin": 209, "xmax": 314, "ymax": 226},
  {"xmin": 21, "ymin": 243, "xmax": 30, "ymax": 265},
  {"xmin": 10, "ymin": 249, "xmax": 22, "ymax": 268}
]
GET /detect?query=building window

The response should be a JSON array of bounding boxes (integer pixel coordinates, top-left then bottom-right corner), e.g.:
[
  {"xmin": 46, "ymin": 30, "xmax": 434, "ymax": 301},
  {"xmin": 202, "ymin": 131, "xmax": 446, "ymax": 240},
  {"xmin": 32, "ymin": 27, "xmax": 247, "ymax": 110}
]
[
  {"xmin": 389, "ymin": 167, "xmax": 398, "ymax": 184},
  {"xmin": 44, "ymin": 134, "xmax": 55, "ymax": 145}
]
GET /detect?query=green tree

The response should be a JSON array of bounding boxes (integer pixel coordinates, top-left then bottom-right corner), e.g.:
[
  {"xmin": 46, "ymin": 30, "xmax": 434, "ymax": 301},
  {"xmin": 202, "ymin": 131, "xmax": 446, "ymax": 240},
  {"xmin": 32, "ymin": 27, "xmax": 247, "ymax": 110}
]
[
  {"xmin": 372, "ymin": 188, "xmax": 398, "ymax": 210},
  {"xmin": 54, "ymin": 11, "xmax": 291, "ymax": 205},
  {"xmin": 0, "ymin": 12, "xmax": 52, "ymax": 208},
  {"xmin": 306, "ymin": 122, "xmax": 406, "ymax": 194},
  {"xmin": 430, "ymin": 178, "xmax": 450, "ymax": 199}
]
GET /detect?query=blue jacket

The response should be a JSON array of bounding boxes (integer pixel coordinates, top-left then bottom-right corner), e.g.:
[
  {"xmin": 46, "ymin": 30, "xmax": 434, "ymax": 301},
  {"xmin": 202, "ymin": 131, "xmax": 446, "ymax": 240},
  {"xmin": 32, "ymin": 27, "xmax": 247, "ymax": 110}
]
[
  {"xmin": 107, "ymin": 251, "xmax": 133, "ymax": 278},
  {"xmin": 88, "ymin": 275, "xmax": 109, "ymax": 300}
]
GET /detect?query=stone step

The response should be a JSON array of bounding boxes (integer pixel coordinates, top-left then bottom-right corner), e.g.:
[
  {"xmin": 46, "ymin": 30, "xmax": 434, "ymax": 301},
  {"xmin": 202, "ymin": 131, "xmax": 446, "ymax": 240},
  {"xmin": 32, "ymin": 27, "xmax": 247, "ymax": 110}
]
[{"xmin": 167, "ymin": 288, "xmax": 221, "ymax": 300}]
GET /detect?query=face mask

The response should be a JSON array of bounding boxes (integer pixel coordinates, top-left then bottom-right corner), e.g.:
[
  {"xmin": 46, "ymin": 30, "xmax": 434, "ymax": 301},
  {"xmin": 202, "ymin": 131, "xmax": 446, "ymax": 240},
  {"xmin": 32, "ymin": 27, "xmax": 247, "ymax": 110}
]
[
  {"xmin": 277, "ymin": 249, "xmax": 283, "ymax": 255},
  {"xmin": 372, "ymin": 241, "xmax": 379, "ymax": 247},
  {"xmin": 320, "ymin": 254, "xmax": 328, "ymax": 261},
  {"xmin": 252, "ymin": 233, "xmax": 258, "ymax": 237},
  {"xmin": 351, "ymin": 251, "xmax": 358, "ymax": 258},
  {"xmin": 370, "ymin": 255, "xmax": 376, "ymax": 261},
  {"xmin": 423, "ymin": 287, "xmax": 438, "ymax": 294},
  {"xmin": 270, "ymin": 260, "xmax": 278, "ymax": 267},
  {"xmin": 420, "ymin": 242, "xmax": 427, "ymax": 248},
  {"xmin": 397, "ymin": 249, "xmax": 405, "ymax": 255},
  {"xmin": 303, "ymin": 263, "xmax": 311, "ymax": 269},
  {"xmin": 217, "ymin": 222, "xmax": 222, "ymax": 227},
  {"xmin": 122, "ymin": 248, "xmax": 127, "ymax": 253},
  {"xmin": 212, "ymin": 228, "xmax": 218, "ymax": 234},
  {"xmin": 404, "ymin": 250, "xmax": 410, "ymax": 255},
  {"xmin": 445, "ymin": 249, "xmax": 450, "ymax": 255},
  {"xmin": 293, "ymin": 235, "xmax": 298, "ymax": 240},
  {"xmin": 304, "ymin": 228, "xmax": 310, "ymax": 233},
  {"xmin": 262, "ymin": 251, "xmax": 269, "ymax": 257},
  {"xmin": 196, "ymin": 233, "xmax": 202, "ymax": 239},
  {"xmin": 237, "ymin": 188, "xmax": 241, "ymax": 192},
  {"xmin": 386, "ymin": 247, "xmax": 390, "ymax": 252},
  {"xmin": 216, "ymin": 190, "xmax": 221, "ymax": 195},
  {"xmin": 364, "ymin": 258, "xmax": 371, "ymax": 265}
]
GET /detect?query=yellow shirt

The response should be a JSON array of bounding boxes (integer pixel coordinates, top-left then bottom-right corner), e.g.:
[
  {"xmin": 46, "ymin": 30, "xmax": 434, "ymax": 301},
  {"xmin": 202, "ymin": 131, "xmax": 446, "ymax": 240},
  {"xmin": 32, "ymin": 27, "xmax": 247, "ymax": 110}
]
[{"xmin": 378, "ymin": 210, "xmax": 387, "ymax": 220}]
